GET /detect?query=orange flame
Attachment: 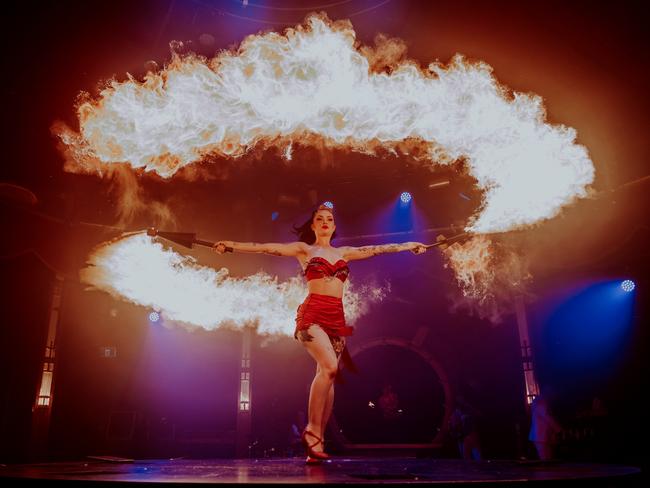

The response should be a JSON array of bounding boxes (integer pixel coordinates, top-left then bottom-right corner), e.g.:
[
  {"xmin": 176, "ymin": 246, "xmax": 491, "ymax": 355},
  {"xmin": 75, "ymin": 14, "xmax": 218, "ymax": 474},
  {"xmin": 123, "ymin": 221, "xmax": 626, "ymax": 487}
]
[
  {"xmin": 80, "ymin": 233, "xmax": 389, "ymax": 336},
  {"xmin": 58, "ymin": 13, "xmax": 599, "ymax": 322},
  {"xmin": 443, "ymin": 236, "xmax": 533, "ymax": 323},
  {"xmin": 54, "ymin": 13, "xmax": 594, "ymax": 235},
  {"xmin": 445, "ymin": 236, "xmax": 494, "ymax": 298}
]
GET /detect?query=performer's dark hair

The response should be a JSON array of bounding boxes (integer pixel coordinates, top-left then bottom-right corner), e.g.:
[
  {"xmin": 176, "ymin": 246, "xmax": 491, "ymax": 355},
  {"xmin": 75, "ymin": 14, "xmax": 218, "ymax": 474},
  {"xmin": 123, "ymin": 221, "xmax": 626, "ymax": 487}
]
[{"xmin": 292, "ymin": 207, "xmax": 337, "ymax": 244}]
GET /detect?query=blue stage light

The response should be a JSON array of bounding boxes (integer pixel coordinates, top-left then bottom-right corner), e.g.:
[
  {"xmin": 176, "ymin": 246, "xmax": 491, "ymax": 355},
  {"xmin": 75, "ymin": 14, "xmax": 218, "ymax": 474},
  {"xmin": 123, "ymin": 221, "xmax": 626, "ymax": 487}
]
[
  {"xmin": 322, "ymin": 201, "xmax": 334, "ymax": 209},
  {"xmin": 271, "ymin": 211, "xmax": 279, "ymax": 221},
  {"xmin": 621, "ymin": 280, "xmax": 635, "ymax": 292},
  {"xmin": 400, "ymin": 192, "xmax": 412, "ymax": 203},
  {"xmin": 149, "ymin": 311, "xmax": 160, "ymax": 323}
]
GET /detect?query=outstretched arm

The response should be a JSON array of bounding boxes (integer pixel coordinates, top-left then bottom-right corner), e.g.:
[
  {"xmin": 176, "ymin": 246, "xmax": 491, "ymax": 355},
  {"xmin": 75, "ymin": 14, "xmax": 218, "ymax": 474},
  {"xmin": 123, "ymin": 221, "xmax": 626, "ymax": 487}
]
[
  {"xmin": 214, "ymin": 240, "xmax": 308, "ymax": 257},
  {"xmin": 340, "ymin": 242, "xmax": 427, "ymax": 262}
]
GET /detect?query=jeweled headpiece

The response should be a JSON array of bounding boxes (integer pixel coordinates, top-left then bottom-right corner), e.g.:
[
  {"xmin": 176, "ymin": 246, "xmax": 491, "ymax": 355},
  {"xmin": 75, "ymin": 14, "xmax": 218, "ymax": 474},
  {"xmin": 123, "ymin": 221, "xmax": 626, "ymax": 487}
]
[{"xmin": 316, "ymin": 203, "xmax": 334, "ymax": 213}]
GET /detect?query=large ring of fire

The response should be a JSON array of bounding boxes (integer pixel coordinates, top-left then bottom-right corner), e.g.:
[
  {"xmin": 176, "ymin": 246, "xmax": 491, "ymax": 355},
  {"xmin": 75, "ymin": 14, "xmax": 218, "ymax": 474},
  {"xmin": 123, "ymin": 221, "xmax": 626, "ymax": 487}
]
[{"xmin": 58, "ymin": 14, "xmax": 595, "ymax": 334}]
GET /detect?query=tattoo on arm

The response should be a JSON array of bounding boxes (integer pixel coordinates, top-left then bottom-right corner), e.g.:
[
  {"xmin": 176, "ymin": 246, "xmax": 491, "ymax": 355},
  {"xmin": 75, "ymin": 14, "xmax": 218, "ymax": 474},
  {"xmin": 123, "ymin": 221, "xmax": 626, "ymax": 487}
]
[
  {"xmin": 232, "ymin": 242, "xmax": 271, "ymax": 254},
  {"xmin": 355, "ymin": 246, "xmax": 378, "ymax": 256},
  {"xmin": 381, "ymin": 244, "xmax": 406, "ymax": 254},
  {"xmin": 230, "ymin": 241, "xmax": 299, "ymax": 257},
  {"xmin": 357, "ymin": 243, "xmax": 407, "ymax": 256}
]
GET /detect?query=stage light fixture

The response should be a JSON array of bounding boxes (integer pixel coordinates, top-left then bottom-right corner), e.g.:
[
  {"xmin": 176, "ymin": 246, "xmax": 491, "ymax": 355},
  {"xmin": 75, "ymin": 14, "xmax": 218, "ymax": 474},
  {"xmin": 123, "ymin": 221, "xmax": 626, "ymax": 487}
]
[
  {"xmin": 322, "ymin": 201, "xmax": 334, "ymax": 209},
  {"xmin": 400, "ymin": 192, "xmax": 412, "ymax": 203},
  {"xmin": 149, "ymin": 311, "xmax": 160, "ymax": 323},
  {"xmin": 621, "ymin": 280, "xmax": 635, "ymax": 292}
]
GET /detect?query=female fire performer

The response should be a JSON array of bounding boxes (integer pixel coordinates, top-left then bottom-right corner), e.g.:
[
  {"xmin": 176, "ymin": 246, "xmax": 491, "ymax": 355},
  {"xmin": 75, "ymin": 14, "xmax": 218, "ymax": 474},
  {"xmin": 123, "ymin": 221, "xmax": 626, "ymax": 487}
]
[{"xmin": 213, "ymin": 204, "xmax": 428, "ymax": 463}]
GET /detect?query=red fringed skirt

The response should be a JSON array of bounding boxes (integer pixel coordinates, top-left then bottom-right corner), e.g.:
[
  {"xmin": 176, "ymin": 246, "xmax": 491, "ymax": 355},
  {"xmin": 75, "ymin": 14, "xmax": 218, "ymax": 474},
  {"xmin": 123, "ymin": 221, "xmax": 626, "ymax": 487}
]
[
  {"xmin": 294, "ymin": 293, "xmax": 353, "ymax": 339},
  {"xmin": 294, "ymin": 293, "xmax": 356, "ymax": 381}
]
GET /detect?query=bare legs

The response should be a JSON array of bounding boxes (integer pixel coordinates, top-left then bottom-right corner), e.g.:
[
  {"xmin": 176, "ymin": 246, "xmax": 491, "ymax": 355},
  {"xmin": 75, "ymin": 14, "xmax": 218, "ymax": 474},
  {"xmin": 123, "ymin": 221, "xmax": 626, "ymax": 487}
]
[
  {"xmin": 301, "ymin": 325, "xmax": 339, "ymax": 455},
  {"xmin": 321, "ymin": 379, "xmax": 334, "ymax": 442}
]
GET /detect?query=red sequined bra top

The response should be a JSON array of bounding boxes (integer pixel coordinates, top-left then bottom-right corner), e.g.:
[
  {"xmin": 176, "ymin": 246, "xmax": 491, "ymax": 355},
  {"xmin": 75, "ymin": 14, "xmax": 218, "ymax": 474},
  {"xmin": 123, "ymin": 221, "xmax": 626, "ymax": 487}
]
[{"xmin": 304, "ymin": 256, "xmax": 350, "ymax": 283}]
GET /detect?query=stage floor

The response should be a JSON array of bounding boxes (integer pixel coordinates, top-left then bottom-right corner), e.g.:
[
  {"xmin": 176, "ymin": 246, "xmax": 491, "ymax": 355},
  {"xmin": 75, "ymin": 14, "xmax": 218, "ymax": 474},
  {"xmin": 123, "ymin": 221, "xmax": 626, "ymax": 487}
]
[{"xmin": 0, "ymin": 456, "xmax": 642, "ymax": 486}]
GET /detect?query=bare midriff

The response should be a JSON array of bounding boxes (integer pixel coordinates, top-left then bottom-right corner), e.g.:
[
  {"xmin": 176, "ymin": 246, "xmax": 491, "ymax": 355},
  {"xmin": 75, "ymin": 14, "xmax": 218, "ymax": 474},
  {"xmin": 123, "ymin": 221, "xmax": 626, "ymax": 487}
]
[{"xmin": 307, "ymin": 277, "xmax": 344, "ymax": 299}]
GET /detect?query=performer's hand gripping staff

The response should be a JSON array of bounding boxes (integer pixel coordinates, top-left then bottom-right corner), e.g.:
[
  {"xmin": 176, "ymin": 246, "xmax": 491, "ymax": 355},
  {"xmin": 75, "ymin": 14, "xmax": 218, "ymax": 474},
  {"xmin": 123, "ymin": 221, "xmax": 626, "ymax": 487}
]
[
  {"xmin": 417, "ymin": 232, "xmax": 470, "ymax": 253},
  {"xmin": 213, "ymin": 241, "xmax": 234, "ymax": 254}
]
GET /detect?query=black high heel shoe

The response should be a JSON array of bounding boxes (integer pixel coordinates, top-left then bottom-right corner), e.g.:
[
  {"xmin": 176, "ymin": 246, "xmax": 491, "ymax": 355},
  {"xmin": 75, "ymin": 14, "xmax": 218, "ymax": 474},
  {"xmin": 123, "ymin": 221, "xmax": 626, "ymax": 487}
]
[{"xmin": 301, "ymin": 429, "xmax": 329, "ymax": 461}]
